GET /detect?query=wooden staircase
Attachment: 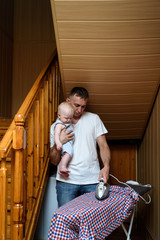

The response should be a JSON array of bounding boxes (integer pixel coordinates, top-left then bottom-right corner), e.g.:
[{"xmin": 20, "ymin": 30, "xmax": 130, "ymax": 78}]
[
  {"xmin": 0, "ymin": 51, "xmax": 60, "ymax": 240},
  {"xmin": 0, "ymin": 119, "xmax": 12, "ymax": 141}
]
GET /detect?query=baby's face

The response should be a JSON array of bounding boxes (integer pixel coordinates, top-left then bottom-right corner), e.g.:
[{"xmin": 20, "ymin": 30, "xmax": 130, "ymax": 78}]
[{"xmin": 59, "ymin": 112, "xmax": 73, "ymax": 124}]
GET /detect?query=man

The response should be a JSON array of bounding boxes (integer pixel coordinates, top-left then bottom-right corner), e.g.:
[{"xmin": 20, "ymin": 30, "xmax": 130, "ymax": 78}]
[{"xmin": 50, "ymin": 87, "xmax": 110, "ymax": 207}]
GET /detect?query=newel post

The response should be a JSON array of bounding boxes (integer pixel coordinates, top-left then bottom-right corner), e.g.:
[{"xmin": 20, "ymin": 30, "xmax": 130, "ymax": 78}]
[{"xmin": 12, "ymin": 114, "xmax": 26, "ymax": 240}]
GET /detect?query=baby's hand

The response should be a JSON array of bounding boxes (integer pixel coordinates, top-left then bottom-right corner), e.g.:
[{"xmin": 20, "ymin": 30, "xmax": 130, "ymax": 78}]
[{"xmin": 56, "ymin": 143, "xmax": 62, "ymax": 150}]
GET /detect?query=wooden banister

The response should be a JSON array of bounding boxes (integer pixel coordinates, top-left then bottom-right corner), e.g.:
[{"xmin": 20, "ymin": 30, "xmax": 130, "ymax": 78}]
[
  {"xmin": 0, "ymin": 50, "xmax": 60, "ymax": 240},
  {"xmin": 0, "ymin": 50, "xmax": 56, "ymax": 158}
]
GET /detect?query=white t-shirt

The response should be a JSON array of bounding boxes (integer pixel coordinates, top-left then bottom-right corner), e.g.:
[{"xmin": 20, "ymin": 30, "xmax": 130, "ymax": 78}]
[{"xmin": 56, "ymin": 112, "xmax": 108, "ymax": 184}]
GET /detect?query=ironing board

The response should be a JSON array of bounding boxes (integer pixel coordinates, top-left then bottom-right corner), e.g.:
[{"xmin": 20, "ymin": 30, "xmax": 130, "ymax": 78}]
[
  {"xmin": 118, "ymin": 181, "xmax": 151, "ymax": 240},
  {"xmin": 48, "ymin": 185, "xmax": 142, "ymax": 240}
]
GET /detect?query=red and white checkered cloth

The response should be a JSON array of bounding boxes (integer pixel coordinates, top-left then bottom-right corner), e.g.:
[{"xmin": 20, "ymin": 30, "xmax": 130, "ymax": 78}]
[{"xmin": 48, "ymin": 185, "xmax": 139, "ymax": 240}]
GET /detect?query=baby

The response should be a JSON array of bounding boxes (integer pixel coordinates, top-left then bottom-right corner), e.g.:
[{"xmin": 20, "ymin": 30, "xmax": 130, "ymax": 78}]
[{"xmin": 51, "ymin": 101, "xmax": 74, "ymax": 178}]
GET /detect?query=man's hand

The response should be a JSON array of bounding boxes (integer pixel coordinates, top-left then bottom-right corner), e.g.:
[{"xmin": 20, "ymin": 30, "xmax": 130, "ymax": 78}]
[
  {"xmin": 98, "ymin": 166, "xmax": 110, "ymax": 185},
  {"xmin": 60, "ymin": 128, "xmax": 74, "ymax": 144},
  {"xmin": 50, "ymin": 145, "xmax": 61, "ymax": 165}
]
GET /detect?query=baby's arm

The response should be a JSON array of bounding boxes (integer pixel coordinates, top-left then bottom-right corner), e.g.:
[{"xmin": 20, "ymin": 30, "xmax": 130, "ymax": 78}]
[{"xmin": 54, "ymin": 124, "xmax": 65, "ymax": 150}]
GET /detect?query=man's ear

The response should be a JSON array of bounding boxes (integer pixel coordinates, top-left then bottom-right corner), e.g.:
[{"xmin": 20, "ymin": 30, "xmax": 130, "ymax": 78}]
[{"xmin": 66, "ymin": 97, "xmax": 70, "ymax": 103}]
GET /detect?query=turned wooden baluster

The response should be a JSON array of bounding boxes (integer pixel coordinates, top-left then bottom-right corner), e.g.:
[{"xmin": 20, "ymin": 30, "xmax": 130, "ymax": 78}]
[
  {"xmin": 28, "ymin": 112, "xmax": 34, "ymax": 211},
  {"xmin": 40, "ymin": 88, "xmax": 44, "ymax": 171},
  {"xmin": 48, "ymin": 70, "xmax": 52, "ymax": 129},
  {"xmin": 0, "ymin": 157, "xmax": 7, "ymax": 240},
  {"xmin": 57, "ymin": 64, "xmax": 60, "ymax": 107},
  {"xmin": 44, "ymin": 80, "xmax": 49, "ymax": 155},
  {"xmin": 51, "ymin": 65, "xmax": 56, "ymax": 122},
  {"xmin": 12, "ymin": 114, "xmax": 26, "ymax": 240},
  {"xmin": 34, "ymin": 100, "xmax": 40, "ymax": 194},
  {"xmin": 55, "ymin": 61, "xmax": 59, "ymax": 114}
]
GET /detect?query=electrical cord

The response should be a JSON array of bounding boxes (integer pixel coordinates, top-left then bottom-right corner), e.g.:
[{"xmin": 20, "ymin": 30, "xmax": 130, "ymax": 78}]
[{"xmin": 109, "ymin": 174, "xmax": 151, "ymax": 204}]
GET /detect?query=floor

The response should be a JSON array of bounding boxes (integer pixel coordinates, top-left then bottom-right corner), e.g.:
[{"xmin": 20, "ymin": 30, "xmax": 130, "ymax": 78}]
[{"xmin": 106, "ymin": 224, "xmax": 146, "ymax": 240}]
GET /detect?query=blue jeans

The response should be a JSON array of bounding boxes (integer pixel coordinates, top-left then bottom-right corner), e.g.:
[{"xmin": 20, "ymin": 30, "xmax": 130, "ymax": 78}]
[{"xmin": 56, "ymin": 181, "xmax": 97, "ymax": 208}]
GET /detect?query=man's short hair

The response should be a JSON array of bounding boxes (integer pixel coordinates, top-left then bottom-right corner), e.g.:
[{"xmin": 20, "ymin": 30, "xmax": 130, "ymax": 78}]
[{"xmin": 69, "ymin": 87, "xmax": 89, "ymax": 99}]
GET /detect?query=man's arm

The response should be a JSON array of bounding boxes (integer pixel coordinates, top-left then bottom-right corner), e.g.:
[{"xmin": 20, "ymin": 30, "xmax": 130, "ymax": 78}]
[{"xmin": 96, "ymin": 134, "xmax": 111, "ymax": 184}]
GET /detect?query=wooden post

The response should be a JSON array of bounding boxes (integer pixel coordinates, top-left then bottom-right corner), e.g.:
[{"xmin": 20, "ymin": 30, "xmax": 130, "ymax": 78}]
[
  {"xmin": 55, "ymin": 61, "xmax": 58, "ymax": 114},
  {"xmin": 34, "ymin": 100, "xmax": 40, "ymax": 194},
  {"xmin": 27, "ymin": 112, "xmax": 34, "ymax": 211},
  {"xmin": 52, "ymin": 64, "xmax": 56, "ymax": 122},
  {"xmin": 12, "ymin": 114, "xmax": 25, "ymax": 240},
  {"xmin": 40, "ymin": 88, "xmax": 44, "ymax": 171},
  {"xmin": 57, "ymin": 65, "xmax": 60, "ymax": 106},
  {"xmin": 48, "ymin": 70, "xmax": 53, "ymax": 129},
  {"xmin": 44, "ymin": 81, "xmax": 49, "ymax": 154},
  {"xmin": 0, "ymin": 157, "xmax": 7, "ymax": 240}
]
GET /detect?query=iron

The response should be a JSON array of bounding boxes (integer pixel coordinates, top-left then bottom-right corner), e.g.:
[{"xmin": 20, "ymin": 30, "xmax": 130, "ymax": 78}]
[{"xmin": 95, "ymin": 178, "xmax": 110, "ymax": 200}]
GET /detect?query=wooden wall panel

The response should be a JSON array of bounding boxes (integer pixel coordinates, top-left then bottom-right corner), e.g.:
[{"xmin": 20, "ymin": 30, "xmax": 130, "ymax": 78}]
[
  {"xmin": 99, "ymin": 112, "xmax": 147, "ymax": 122},
  {"xmin": 87, "ymin": 103, "xmax": 150, "ymax": 113},
  {"xmin": 106, "ymin": 122, "xmax": 145, "ymax": 139},
  {"xmin": 57, "ymin": 21, "xmax": 160, "ymax": 39},
  {"xmin": 109, "ymin": 130, "xmax": 142, "ymax": 140},
  {"xmin": 62, "ymin": 55, "xmax": 160, "ymax": 70},
  {"xmin": 65, "ymin": 81, "xmax": 157, "ymax": 94},
  {"xmin": 55, "ymin": 0, "xmax": 160, "ymax": 21},
  {"xmin": 60, "ymin": 39, "xmax": 160, "ymax": 55},
  {"xmin": 137, "ymin": 89, "xmax": 160, "ymax": 239},
  {"xmin": 88, "ymin": 93, "xmax": 154, "ymax": 105},
  {"xmin": 63, "ymin": 69, "xmax": 160, "ymax": 83},
  {"xmin": 0, "ymin": 0, "xmax": 13, "ymax": 118},
  {"xmin": 105, "ymin": 121, "xmax": 145, "ymax": 130},
  {"xmin": 109, "ymin": 143, "xmax": 136, "ymax": 184},
  {"xmin": 12, "ymin": 0, "xmax": 56, "ymax": 116}
]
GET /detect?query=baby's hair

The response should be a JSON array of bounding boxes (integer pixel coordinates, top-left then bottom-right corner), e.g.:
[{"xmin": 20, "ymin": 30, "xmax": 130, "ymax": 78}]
[{"xmin": 58, "ymin": 101, "xmax": 74, "ymax": 116}]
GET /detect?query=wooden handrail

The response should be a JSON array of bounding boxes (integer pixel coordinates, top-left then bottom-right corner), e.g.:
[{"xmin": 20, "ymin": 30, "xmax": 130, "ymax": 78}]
[
  {"xmin": 0, "ymin": 50, "xmax": 56, "ymax": 159},
  {"xmin": 0, "ymin": 50, "xmax": 60, "ymax": 240}
]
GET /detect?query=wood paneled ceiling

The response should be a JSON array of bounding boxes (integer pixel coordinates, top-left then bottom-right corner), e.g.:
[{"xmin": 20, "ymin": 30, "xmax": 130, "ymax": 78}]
[{"xmin": 50, "ymin": 0, "xmax": 160, "ymax": 140}]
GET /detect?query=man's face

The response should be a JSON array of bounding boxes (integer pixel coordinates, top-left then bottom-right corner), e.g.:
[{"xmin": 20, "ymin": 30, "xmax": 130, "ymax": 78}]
[{"xmin": 67, "ymin": 94, "xmax": 88, "ymax": 119}]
